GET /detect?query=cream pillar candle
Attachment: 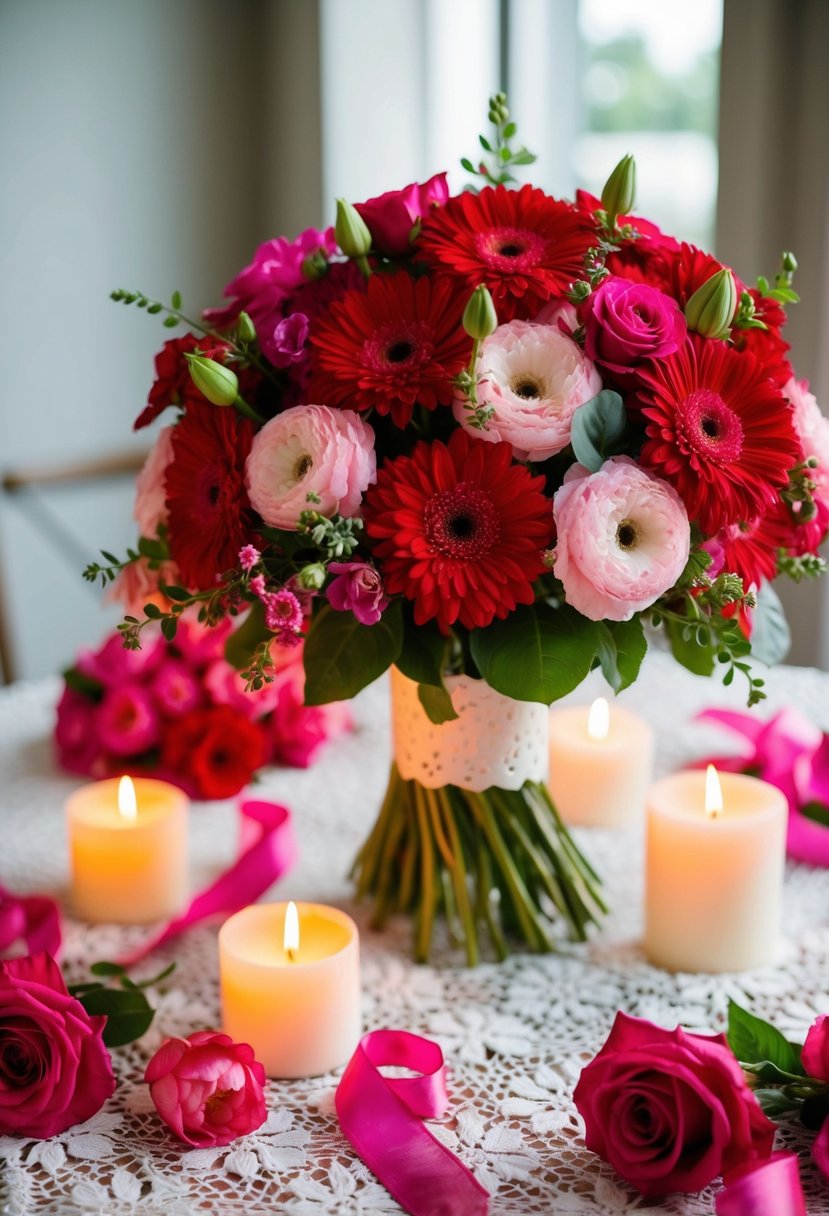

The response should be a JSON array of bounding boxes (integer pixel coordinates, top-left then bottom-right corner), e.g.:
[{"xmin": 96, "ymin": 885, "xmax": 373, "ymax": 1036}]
[
  {"xmin": 548, "ymin": 697, "xmax": 654, "ymax": 827},
  {"xmin": 219, "ymin": 901, "xmax": 361, "ymax": 1078},
  {"xmin": 66, "ymin": 776, "xmax": 188, "ymax": 923},
  {"xmin": 644, "ymin": 767, "xmax": 787, "ymax": 973}
]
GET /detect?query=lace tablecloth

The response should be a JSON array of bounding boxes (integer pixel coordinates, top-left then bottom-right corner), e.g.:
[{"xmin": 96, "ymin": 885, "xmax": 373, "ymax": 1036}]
[{"xmin": 3, "ymin": 651, "xmax": 829, "ymax": 1216}]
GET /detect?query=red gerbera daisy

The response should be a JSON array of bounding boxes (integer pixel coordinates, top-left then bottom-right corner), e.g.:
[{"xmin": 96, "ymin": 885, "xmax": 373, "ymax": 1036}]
[
  {"xmin": 165, "ymin": 404, "xmax": 257, "ymax": 590},
  {"xmin": 638, "ymin": 334, "xmax": 800, "ymax": 534},
  {"xmin": 418, "ymin": 184, "xmax": 597, "ymax": 322},
  {"xmin": 309, "ymin": 270, "xmax": 470, "ymax": 428},
  {"xmin": 711, "ymin": 518, "xmax": 780, "ymax": 589},
  {"xmin": 363, "ymin": 428, "xmax": 554, "ymax": 632}
]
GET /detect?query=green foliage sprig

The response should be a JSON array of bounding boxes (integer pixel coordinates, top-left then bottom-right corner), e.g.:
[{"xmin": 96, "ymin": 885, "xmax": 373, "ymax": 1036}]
[
  {"xmin": 68, "ymin": 960, "xmax": 176, "ymax": 1048},
  {"xmin": 461, "ymin": 92, "xmax": 537, "ymax": 187}
]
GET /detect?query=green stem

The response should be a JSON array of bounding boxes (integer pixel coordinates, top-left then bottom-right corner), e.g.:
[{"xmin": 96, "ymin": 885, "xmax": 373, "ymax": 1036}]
[
  {"xmin": 414, "ymin": 786, "xmax": 437, "ymax": 963},
  {"xmin": 475, "ymin": 837, "xmax": 508, "ymax": 962},
  {"xmin": 233, "ymin": 395, "xmax": 266, "ymax": 425},
  {"xmin": 468, "ymin": 792, "xmax": 550, "ymax": 951},
  {"xmin": 356, "ymin": 254, "xmax": 372, "ymax": 280},
  {"xmin": 436, "ymin": 789, "xmax": 478, "ymax": 966}
]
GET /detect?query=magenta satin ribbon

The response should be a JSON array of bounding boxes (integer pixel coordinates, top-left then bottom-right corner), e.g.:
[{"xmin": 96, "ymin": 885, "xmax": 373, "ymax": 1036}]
[
  {"xmin": 118, "ymin": 798, "xmax": 296, "ymax": 965},
  {"xmin": 716, "ymin": 1152, "xmax": 807, "ymax": 1216},
  {"xmin": 336, "ymin": 1030, "xmax": 489, "ymax": 1216},
  {"xmin": 697, "ymin": 707, "xmax": 829, "ymax": 866},
  {"xmin": 0, "ymin": 885, "xmax": 61, "ymax": 958}
]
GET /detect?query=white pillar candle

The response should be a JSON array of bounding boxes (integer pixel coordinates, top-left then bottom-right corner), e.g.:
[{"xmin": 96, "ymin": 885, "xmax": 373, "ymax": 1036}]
[
  {"xmin": 219, "ymin": 901, "xmax": 361, "ymax": 1078},
  {"xmin": 548, "ymin": 698, "xmax": 654, "ymax": 827},
  {"xmin": 644, "ymin": 767, "xmax": 787, "ymax": 972},
  {"xmin": 66, "ymin": 776, "xmax": 188, "ymax": 924}
]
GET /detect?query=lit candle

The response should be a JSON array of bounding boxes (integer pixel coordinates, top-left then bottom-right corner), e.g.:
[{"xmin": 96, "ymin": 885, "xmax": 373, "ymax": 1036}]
[
  {"xmin": 644, "ymin": 766, "xmax": 787, "ymax": 972},
  {"xmin": 66, "ymin": 776, "xmax": 189, "ymax": 923},
  {"xmin": 548, "ymin": 697, "xmax": 655, "ymax": 827},
  {"xmin": 219, "ymin": 900, "xmax": 361, "ymax": 1078}
]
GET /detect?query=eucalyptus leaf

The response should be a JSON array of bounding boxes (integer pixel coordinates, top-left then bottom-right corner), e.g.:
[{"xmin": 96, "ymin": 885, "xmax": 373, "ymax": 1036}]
[
  {"xmin": 417, "ymin": 683, "xmax": 459, "ymax": 724},
  {"xmin": 750, "ymin": 583, "xmax": 791, "ymax": 667},
  {"xmin": 303, "ymin": 602, "xmax": 403, "ymax": 705},
  {"xmin": 570, "ymin": 391, "xmax": 627, "ymax": 472},
  {"xmin": 470, "ymin": 603, "xmax": 600, "ymax": 704}
]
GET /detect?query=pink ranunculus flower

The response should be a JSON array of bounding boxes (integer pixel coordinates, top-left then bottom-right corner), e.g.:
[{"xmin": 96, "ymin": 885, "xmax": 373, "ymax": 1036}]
[
  {"xmin": 0, "ymin": 953, "xmax": 115, "ymax": 1139},
  {"xmin": 533, "ymin": 297, "xmax": 579, "ymax": 337},
  {"xmin": 150, "ymin": 658, "xmax": 203, "ymax": 717},
  {"xmin": 801, "ymin": 1015, "xmax": 829, "ymax": 1081},
  {"xmin": 246, "ymin": 404, "xmax": 376, "ymax": 530},
  {"xmin": 204, "ymin": 227, "xmax": 336, "ymax": 330},
  {"xmin": 261, "ymin": 312, "xmax": 310, "ymax": 368},
  {"xmin": 454, "ymin": 320, "xmax": 602, "ymax": 461},
  {"xmin": 134, "ymin": 425, "xmax": 175, "ymax": 539},
  {"xmin": 95, "ymin": 684, "xmax": 161, "ymax": 756},
  {"xmin": 574, "ymin": 1012, "xmax": 775, "ymax": 1199},
  {"xmin": 326, "ymin": 561, "xmax": 389, "ymax": 625},
  {"xmin": 581, "ymin": 275, "xmax": 686, "ymax": 374},
  {"xmin": 145, "ymin": 1030, "xmax": 267, "ymax": 1147},
  {"xmin": 554, "ymin": 457, "xmax": 690, "ymax": 621},
  {"xmin": 356, "ymin": 172, "xmax": 449, "ymax": 257}
]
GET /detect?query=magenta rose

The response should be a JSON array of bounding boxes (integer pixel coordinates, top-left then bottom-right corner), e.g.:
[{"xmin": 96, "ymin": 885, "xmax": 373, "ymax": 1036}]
[
  {"xmin": 326, "ymin": 561, "xmax": 389, "ymax": 626},
  {"xmin": 574, "ymin": 1012, "xmax": 775, "ymax": 1198},
  {"xmin": 814, "ymin": 1119, "xmax": 829, "ymax": 1182},
  {"xmin": 581, "ymin": 276, "xmax": 686, "ymax": 374},
  {"xmin": 145, "ymin": 1030, "xmax": 267, "ymax": 1147},
  {"xmin": 801, "ymin": 1015, "xmax": 829, "ymax": 1081},
  {"xmin": 0, "ymin": 953, "xmax": 115, "ymax": 1138},
  {"xmin": 355, "ymin": 172, "xmax": 449, "ymax": 257},
  {"xmin": 261, "ymin": 312, "xmax": 310, "ymax": 369}
]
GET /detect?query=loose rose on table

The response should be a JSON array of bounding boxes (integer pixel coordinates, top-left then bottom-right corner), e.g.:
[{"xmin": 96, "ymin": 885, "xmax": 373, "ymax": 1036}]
[{"xmin": 145, "ymin": 1030, "xmax": 267, "ymax": 1147}]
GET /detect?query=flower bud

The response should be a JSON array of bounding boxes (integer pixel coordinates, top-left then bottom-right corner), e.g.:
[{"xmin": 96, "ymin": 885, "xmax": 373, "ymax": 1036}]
[
  {"xmin": 335, "ymin": 199, "xmax": 372, "ymax": 258},
  {"xmin": 297, "ymin": 563, "xmax": 326, "ymax": 591},
  {"xmin": 462, "ymin": 285, "xmax": 498, "ymax": 341},
  {"xmin": 601, "ymin": 154, "xmax": 636, "ymax": 224},
  {"xmin": 302, "ymin": 249, "xmax": 329, "ymax": 281},
  {"xmin": 236, "ymin": 311, "xmax": 256, "ymax": 344},
  {"xmin": 781, "ymin": 251, "xmax": 798, "ymax": 274},
  {"xmin": 185, "ymin": 354, "xmax": 239, "ymax": 406},
  {"xmin": 685, "ymin": 268, "xmax": 738, "ymax": 340}
]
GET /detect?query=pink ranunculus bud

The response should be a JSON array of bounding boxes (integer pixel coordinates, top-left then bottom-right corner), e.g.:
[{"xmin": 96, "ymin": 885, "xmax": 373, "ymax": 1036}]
[
  {"xmin": 145, "ymin": 1030, "xmax": 267, "ymax": 1147},
  {"xmin": 802, "ymin": 1014, "xmax": 829, "ymax": 1081},
  {"xmin": 326, "ymin": 561, "xmax": 389, "ymax": 626},
  {"xmin": 574, "ymin": 1011, "xmax": 775, "ymax": 1198},
  {"xmin": 580, "ymin": 275, "xmax": 686, "ymax": 374},
  {"xmin": 245, "ymin": 404, "xmax": 376, "ymax": 530},
  {"xmin": 0, "ymin": 952, "xmax": 115, "ymax": 1139},
  {"xmin": 553, "ymin": 457, "xmax": 690, "ymax": 621},
  {"xmin": 355, "ymin": 172, "xmax": 449, "ymax": 257}
]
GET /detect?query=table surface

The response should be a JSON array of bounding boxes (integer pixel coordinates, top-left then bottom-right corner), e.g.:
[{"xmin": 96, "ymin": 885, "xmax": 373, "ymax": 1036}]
[{"xmin": 2, "ymin": 651, "xmax": 829, "ymax": 1216}]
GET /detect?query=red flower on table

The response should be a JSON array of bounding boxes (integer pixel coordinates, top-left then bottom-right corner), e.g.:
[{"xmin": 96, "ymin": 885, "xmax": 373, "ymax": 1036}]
[{"xmin": 161, "ymin": 704, "xmax": 268, "ymax": 800}]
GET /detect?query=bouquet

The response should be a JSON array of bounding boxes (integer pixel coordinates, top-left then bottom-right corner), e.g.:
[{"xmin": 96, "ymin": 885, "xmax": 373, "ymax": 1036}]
[
  {"xmin": 56, "ymin": 618, "xmax": 350, "ymax": 799},
  {"xmin": 91, "ymin": 94, "xmax": 826, "ymax": 961}
]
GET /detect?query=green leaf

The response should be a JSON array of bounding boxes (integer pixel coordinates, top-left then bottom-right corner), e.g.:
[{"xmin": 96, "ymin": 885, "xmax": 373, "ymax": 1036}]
[
  {"xmin": 77, "ymin": 987, "xmax": 154, "ymax": 1048},
  {"xmin": 570, "ymin": 390, "xmax": 627, "ymax": 472},
  {"xmin": 750, "ymin": 583, "xmax": 791, "ymax": 667},
  {"xmin": 417, "ymin": 682, "xmax": 459, "ymax": 724},
  {"xmin": 470, "ymin": 602, "xmax": 600, "ymax": 704},
  {"xmin": 727, "ymin": 999, "xmax": 805, "ymax": 1079},
  {"xmin": 479, "ymin": 134, "xmax": 492, "ymax": 152},
  {"xmin": 143, "ymin": 603, "xmax": 162, "ymax": 619},
  {"xmin": 752, "ymin": 1087, "xmax": 803, "ymax": 1117},
  {"xmin": 460, "ymin": 157, "xmax": 475, "ymax": 174},
  {"xmin": 510, "ymin": 149, "xmax": 537, "ymax": 166},
  {"xmin": 67, "ymin": 981, "xmax": 105, "ymax": 996},
  {"xmin": 224, "ymin": 601, "xmax": 268, "ymax": 671},
  {"xmin": 159, "ymin": 584, "xmax": 192, "ymax": 603},
  {"xmin": 801, "ymin": 801, "xmax": 829, "ymax": 828},
  {"xmin": 163, "ymin": 315, "xmax": 179, "ymax": 328},
  {"xmin": 503, "ymin": 121, "xmax": 517, "ymax": 139},
  {"xmin": 138, "ymin": 535, "xmax": 170, "ymax": 561},
  {"xmin": 303, "ymin": 602, "xmax": 403, "ymax": 705},
  {"xmin": 62, "ymin": 667, "xmax": 103, "ymax": 697},
  {"xmin": 596, "ymin": 617, "xmax": 647, "ymax": 693},
  {"xmin": 171, "ymin": 290, "xmax": 182, "ymax": 309},
  {"xmin": 161, "ymin": 616, "xmax": 178, "ymax": 642},
  {"xmin": 395, "ymin": 619, "xmax": 447, "ymax": 688},
  {"xmin": 136, "ymin": 961, "xmax": 177, "ymax": 989},
  {"xmin": 89, "ymin": 961, "xmax": 127, "ymax": 977},
  {"xmin": 664, "ymin": 617, "xmax": 716, "ymax": 677}
]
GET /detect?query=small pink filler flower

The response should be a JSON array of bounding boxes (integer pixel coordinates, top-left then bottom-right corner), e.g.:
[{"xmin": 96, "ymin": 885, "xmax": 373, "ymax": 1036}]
[
  {"xmin": 554, "ymin": 456, "xmax": 690, "ymax": 621},
  {"xmin": 326, "ymin": 562, "xmax": 389, "ymax": 625},
  {"xmin": 145, "ymin": 1030, "xmax": 267, "ymax": 1147}
]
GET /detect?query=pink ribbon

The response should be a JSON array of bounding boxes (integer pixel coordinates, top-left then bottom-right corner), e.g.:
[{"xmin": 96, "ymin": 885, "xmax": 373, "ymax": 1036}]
[
  {"xmin": 716, "ymin": 1152, "xmax": 806, "ymax": 1216},
  {"xmin": 0, "ymin": 885, "xmax": 61, "ymax": 958},
  {"xmin": 118, "ymin": 799, "xmax": 296, "ymax": 965},
  {"xmin": 336, "ymin": 1030, "xmax": 489, "ymax": 1216},
  {"xmin": 697, "ymin": 707, "xmax": 829, "ymax": 866}
]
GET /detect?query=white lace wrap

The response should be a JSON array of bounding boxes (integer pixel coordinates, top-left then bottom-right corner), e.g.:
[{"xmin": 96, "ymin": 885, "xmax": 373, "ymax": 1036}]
[{"xmin": 391, "ymin": 666, "xmax": 549, "ymax": 791}]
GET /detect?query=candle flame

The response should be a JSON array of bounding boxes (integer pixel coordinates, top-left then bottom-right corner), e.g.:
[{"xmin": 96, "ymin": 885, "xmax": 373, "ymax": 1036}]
[
  {"xmin": 705, "ymin": 764, "xmax": 723, "ymax": 819},
  {"xmin": 284, "ymin": 900, "xmax": 300, "ymax": 962},
  {"xmin": 587, "ymin": 697, "xmax": 610, "ymax": 742},
  {"xmin": 117, "ymin": 775, "xmax": 138, "ymax": 822}
]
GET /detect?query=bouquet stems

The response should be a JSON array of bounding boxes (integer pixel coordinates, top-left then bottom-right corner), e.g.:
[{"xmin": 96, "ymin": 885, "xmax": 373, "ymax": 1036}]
[{"xmin": 353, "ymin": 765, "xmax": 607, "ymax": 965}]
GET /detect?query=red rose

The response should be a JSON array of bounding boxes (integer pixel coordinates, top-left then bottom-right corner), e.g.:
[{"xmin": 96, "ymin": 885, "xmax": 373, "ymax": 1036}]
[
  {"xmin": 0, "ymin": 953, "xmax": 115, "ymax": 1138},
  {"xmin": 574, "ymin": 1012, "xmax": 775, "ymax": 1198},
  {"xmin": 162, "ymin": 705, "xmax": 267, "ymax": 800},
  {"xmin": 355, "ymin": 172, "xmax": 449, "ymax": 257}
]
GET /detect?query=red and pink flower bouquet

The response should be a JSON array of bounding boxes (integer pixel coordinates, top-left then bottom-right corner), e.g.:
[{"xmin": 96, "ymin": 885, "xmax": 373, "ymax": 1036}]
[{"xmin": 88, "ymin": 95, "xmax": 826, "ymax": 961}]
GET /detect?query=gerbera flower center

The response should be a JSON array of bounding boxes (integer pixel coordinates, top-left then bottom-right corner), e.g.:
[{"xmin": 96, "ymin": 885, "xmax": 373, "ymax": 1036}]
[
  {"xmin": 678, "ymin": 389, "xmax": 745, "ymax": 465},
  {"xmin": 475, "ymin": 226, "xmax": 548, "ymax": 273},
  {"xmin": 362, "ymin": 322, "xmax": 434, "ymax": 375},
  {"xmin": 615, "ymin": 519, "xmax": 639, "ymax": 551},
  {"xmin": 424, "ymin": 483, "xmax": 500, "ymax": 561},
  {"xmin": 387, "ymin": 340, "xmax": 415, "ymax": 364},
  {"xmin": 510, "ymin": 374, "xmax": 546, "ymax": 400}
]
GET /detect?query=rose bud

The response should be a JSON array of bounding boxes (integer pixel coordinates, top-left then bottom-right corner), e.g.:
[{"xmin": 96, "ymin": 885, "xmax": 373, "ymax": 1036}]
[
  {"xmin": 462, "ymin": 285, "xmax": 498, "ymax": 342},
  {"xmin": 601, "ymin": 153, "xmax": 636, "ymax": 226},
  {"xmin": 185, "ymin": 354, "xmax": 240, "ymax": 407},
  {"xmin": 685, "ymin": 267, "xmax": 738, "ymax": 340},
  {"xmin": 334, "ymin": 198, "xmax": 372, "ymax": 259}
]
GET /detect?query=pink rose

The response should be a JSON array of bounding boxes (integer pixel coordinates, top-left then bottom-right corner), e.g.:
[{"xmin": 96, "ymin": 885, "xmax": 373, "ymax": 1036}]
[
  {"xmin": 134, "ymin": 425, "xmax": 174, "ymax": 538},
  {"xmin": 801, "ymin": 1015, "xmax": 829, "ymax": 1081},
  {"xmin": 55, "ymin": 686, "xmax": 102, "ymax": 775},
  {"xmin": 204, "ymin": 227, "xmax": 336, "ymax": 330},
  {"xmin": 0, "ymin": 953, "xmax": 115, "ymax": 1138},
  {"xmin": 76, "ymin": 631, "xmax": 163, "ymax": 687},
  {"xmin": 574, "ymin": 1012, "xmax": 775, "ymax": 1198},
  {"xmin": 0, "ymin": 887, "xmax": 61, "ymax": 959},
  {"xmin": 814, "ymin": 1119, "xmax": 829, "ymax": 1182},
  {"xmin": 246, "ymin": 404, "xmax": 376, "ymax": 530},
  {"xmin": 145, "ymin": 1030, "xmax": 266, "ymax": 1147},
  {"xmin": 95, "ymin": 684, "xmax": 161, "ymax": 755},
  {"xmin": 203, "ymin": 657, "xmax": 281, "ymax": 719},
  {"xmin": 581, "ymin": 276, "xmax": 686, "ymax": 374},
  {"xmin": 326, "ymin": 561, "xmax": 389, "ymax": 625},
  {"xmin": 150, "ymin": 659, "xmax": 203, "ymax": 717},
  {"xmin": 267, "ymin": 646, "xmax": 352, "ymax": 767},
  {"xmin": 355, "ymin": 172, "xmax": 449, "ymax": 256},
  {"xmin": 554, "ymin": 457, "xmax": 690, "ymax": 621},
  {"xmin": 261, "ymin": 312, "xmax": 310, "ymax": 368},
  {"xmin": 454, "ymin": 320, "xmax": 602, "ymax": 461}
]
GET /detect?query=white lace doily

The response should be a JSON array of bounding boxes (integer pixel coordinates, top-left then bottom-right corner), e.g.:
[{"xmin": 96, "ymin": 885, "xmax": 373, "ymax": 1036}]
[
  {"xmin": 391, "ymin": 667, "xmax": 549, "ymax": 790},
  {"xmin": 3, "ymin": 652, "xmax": 829, "ymax": 1215}
]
